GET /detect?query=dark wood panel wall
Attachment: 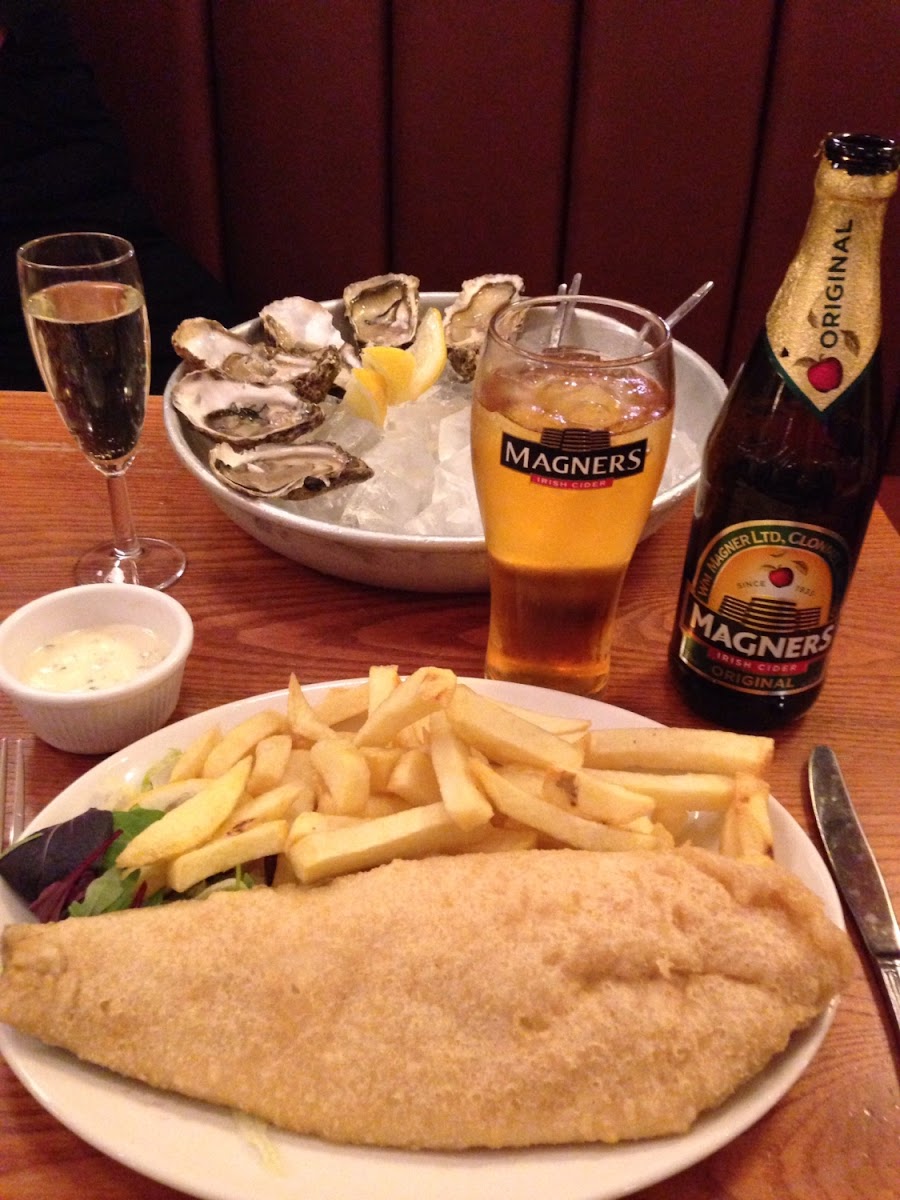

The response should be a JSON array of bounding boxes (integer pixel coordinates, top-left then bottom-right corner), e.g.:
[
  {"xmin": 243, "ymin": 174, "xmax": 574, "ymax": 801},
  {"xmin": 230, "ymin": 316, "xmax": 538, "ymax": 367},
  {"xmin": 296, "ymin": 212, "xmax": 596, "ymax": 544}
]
[{"xmin": 66, "ymin": 0, "xmax": 900, "ymax": 461}]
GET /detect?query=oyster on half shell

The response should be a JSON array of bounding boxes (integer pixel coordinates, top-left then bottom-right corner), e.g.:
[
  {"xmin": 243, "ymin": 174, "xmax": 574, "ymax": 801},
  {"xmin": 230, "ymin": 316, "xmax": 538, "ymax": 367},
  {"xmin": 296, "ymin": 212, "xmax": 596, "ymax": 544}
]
[
  {"xmin": 171, "ymin": 318, "xmax": 255, "ymax": 373},
  {"xmin": 260, "ymin": 296, "xmax": 345, "ymax": 355},
  {"xmin": 209, "ymin": 441, "xmax": 372, "ymax": 499},
  {"xmin": 170, "ymin": 371, "xmax": 325, "ymax": 448},
  {"xmin": 343, "ymin": 273, "xmax": 420, "ymax": 347},
  {"xmin": 443, "ymin": 274, "xmax": 525, "ymax": 380},
  {"xmin": 172, "ymin": 316, "xmax": 341, "ymax": 396}
]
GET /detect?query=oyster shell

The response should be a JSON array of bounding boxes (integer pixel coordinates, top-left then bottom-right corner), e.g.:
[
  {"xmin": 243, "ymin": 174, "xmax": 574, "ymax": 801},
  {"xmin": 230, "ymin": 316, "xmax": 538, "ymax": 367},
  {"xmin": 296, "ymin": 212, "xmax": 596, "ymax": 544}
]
[
  {"xmin": 260, "ymin": 296, "xmax": 345, "ymax": 355},
  {"xmin": 219, "ymin": 347, "xmax": 341, "ymax": 398},
  {"xmin": 170, "ymin": 371, "xmax": 325, "ymax": 447},
  {"xmin": 209, "ymin": 441, "xmax": 372, "ymax": 499},
  {"xmin": 172, "ymin": 315, "xmax": 341, "ymax": 398},
  {"xmin": 343, "ymin": 273, "xmax": 420, "ymax": 347},
  {"xmin": 171, "ymin": 318, "xmax": 254, "ymax": 373},
  {"xmin": 443, "ymin": 274, "xmax": 525, "ymax": 380}
]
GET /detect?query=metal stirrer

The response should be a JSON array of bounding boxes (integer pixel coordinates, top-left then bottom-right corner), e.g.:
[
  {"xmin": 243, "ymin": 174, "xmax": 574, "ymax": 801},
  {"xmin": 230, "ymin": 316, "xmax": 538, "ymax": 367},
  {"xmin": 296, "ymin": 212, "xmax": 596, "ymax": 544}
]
[
  {"xmin": 662, "ymin": 279, "xmax": 714, "ymax": 332},
  {"xmin": 638, "ymin": 279, "xmax": 715, "ymax": 344},
  {"xmin": 548, "ymin": 272, "xmax": 583, "ymax": 348},
  {"xmin": 548, "ymin": 276, "xmax": 713, "ymax": 352}
]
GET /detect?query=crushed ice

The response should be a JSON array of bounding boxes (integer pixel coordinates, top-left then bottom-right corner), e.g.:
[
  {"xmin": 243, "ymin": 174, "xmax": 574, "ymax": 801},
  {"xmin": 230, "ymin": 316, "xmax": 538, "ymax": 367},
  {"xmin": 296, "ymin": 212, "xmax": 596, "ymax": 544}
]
[{"xmin": 288, "ymin": 375, "xmax": 698, "ymax": 537}]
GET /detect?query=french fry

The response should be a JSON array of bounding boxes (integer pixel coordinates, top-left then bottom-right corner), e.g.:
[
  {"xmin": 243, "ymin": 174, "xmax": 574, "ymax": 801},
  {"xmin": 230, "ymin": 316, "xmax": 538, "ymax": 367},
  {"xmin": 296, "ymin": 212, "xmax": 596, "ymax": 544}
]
[
  {"xmin": 167, "ymin": 819, "xmax": 288, "ymax": 893},
  {"xmin": 621, "ymin": 815, "xmax": 656, "ymax": 835},
  {"xmin": 202, "ymin": 711, "xmax": 287, "ymax": 778},
  {"xmin": 353, "ymin": 666, "xmax": 457, "ymax": 747},
  {"xmin": 136, "ymin": 861, "xmax": 169, "ymax": 899},
  {"xmin": 494, "ymin": 701, "xmax": 592, "ymax": 738},
  {"xmin": 394, "ymin": 716, "xmax": 432, "ymax": 749},
  {"xmin": 117, "ymin": 757, "xmax": 252, "ymax": 868},
  {"xmin": 585, "ymin": 727, "xmax": 774, "ymax": 777},
  {"xmin": 287, "ymin": 811, "xmax": 363, "ymax": 844},
  {"xmin": 310, "ymin": 737, "xmax": 371, "ymax": 815},
  {"xmin": 277, "ymin": 749, "xmax": 317, "ymax": 817},
  {"xmin": 109, "ymin": 666, "xmax": 781, "ymax": 897},
  {"xmin": 246, "ymin": 733, "xmax": 293, "ymax": 796},
  {"xmin": 429, "ymin": 710, "xmax": 494, "ymax": 831},
  {"xmin": 495, "ymin": 763, "xmax": 547, "ymax": 794},
  {"xmin": 288, "ymin": 801, "xmax": 483, "ymax": 884},
  {"xmin": 588, "ymin": 768, "xmax": 737, "ymax": 813},
  {"xmin": 720, "ymin": 773, "xmax": 774, "ymax": 860},
  {"xmin": 287, "ymin": 674, "xmax": 340, "ymax": 743},
  {"xmin": 360, "ymin": 746, "xmax": 403, "ymax": 793},
  {"xmin": 469, "ymin": 760, "xmax": 662, "ymax": 852},
  {"xmin": 121, "ymin": 777, "xmax": 209, "ymax": 813},
  {"xmin": 169, "ymin": 726, "xmax": 222, "ymax": 783},
  {"xmin": 367, "ymin": 664, "xmax": 401, "ymax": 713},
  {"xmin": 447, "ymin": 685, "xmax": 584, "ymax": 771},
  {"xmin": 281, "ymin": 746, "xmax": 316, "ymax": 784},
  {"xmin": 542, "ymin": 768, "xmax": 656, "ymax": 825},
  {"xmin": 225, "ymin": 782, "xmax": 304, "ymax": 832},
  {"xmin": 362, "ymin": 793, "xmax": 412, "ymax": 818},
  {"xmin": 386, "ymin": 748, "xmax": 443, "ymax": 807},
  {"xmin": 311, "ymin": 681, "xmax": 369, "ymax": 727},
  {"xmin": 465, "ymin": 825, "xmax": 539, "ymax": 853},
  {"xmin": 271, "ymin": 853, "xmax": 297, "ymax": 886}
]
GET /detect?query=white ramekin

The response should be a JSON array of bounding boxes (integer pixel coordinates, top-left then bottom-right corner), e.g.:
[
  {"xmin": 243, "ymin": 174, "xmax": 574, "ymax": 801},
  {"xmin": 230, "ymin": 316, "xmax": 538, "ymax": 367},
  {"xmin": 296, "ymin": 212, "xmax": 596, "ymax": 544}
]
[{"xmin": 0, "ymin": 584, "xmax": 194, "ymax": 755}]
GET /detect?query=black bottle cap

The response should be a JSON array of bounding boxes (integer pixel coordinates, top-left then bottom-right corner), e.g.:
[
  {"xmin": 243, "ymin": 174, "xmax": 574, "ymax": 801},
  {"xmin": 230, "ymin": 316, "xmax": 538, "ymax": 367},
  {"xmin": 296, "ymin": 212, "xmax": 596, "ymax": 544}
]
[{"xmin": 823, "ymin": 133, "xmax": 900, "ymax": 175}]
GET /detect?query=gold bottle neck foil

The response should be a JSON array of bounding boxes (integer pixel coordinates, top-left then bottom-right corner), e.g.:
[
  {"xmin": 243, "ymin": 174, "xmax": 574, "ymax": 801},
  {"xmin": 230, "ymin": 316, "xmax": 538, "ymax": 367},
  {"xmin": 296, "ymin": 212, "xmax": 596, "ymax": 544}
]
[{"xmin": 765, "ymin": 149, "xmax": 897, "ymax": 413}]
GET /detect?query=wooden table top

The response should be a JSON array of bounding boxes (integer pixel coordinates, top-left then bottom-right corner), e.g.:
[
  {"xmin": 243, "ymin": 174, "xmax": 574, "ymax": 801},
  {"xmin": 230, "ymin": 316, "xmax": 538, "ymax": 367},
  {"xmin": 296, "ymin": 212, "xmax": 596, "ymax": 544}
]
[{"xmin": 1, "ymin": 391, "xmax": 898, "ymax": 1200}]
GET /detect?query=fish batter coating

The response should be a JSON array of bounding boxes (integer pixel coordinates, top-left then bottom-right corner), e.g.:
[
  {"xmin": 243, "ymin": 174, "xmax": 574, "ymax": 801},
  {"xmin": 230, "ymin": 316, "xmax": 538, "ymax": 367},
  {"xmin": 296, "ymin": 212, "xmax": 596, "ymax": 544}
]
[{"xmin": 0, "ymin": 847, "xmax": 853, "ymax": 1149}]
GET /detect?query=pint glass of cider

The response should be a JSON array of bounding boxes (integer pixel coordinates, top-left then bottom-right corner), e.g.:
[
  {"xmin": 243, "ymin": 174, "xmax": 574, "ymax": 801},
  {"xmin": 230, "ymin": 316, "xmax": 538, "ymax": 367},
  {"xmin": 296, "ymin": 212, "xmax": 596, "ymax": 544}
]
[{"xmin": 471, "ymin": 295, "xmax": 674, "ymax": 695}]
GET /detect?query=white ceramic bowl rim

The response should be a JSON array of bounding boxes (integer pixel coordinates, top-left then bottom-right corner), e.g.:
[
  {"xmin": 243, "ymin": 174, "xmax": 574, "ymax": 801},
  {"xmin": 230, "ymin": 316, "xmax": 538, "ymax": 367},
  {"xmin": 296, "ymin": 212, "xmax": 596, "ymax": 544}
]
[{"xmin": 0, "ymin": 584, "xmax": 194, "ymax": 707}]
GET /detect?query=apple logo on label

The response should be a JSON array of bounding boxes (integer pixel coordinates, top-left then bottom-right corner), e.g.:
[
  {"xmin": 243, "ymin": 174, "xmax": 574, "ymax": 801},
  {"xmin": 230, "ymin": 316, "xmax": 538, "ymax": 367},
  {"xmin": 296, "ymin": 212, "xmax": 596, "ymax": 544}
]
[
  {"xmin": 768, "ymin": 567, "xmax": 794, "ymax": 588},
  {"xmin": 807, "ymin": 357, "xmax": 843, "ymax": 393}
]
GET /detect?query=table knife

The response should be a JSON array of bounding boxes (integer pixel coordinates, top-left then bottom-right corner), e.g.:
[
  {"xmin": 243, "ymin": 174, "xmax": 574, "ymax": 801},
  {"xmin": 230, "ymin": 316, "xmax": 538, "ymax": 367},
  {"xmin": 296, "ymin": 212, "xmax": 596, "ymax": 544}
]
[{"xmin": 809, "ymin": 744, "xmax": 900, "ymax": 1044}]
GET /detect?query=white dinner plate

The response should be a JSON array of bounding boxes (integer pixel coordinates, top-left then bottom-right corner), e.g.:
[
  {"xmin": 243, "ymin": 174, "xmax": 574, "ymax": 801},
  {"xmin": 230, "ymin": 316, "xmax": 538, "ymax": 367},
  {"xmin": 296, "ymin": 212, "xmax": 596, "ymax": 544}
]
[{"xmin": 0, "ymin": 679, "xmax": 843, "ymax": 1200}]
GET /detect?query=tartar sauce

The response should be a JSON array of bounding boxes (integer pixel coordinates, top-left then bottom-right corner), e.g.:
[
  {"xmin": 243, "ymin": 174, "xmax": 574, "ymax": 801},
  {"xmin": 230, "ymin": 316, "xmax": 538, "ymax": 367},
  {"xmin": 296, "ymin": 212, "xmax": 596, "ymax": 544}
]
[{"xmin": 20, "ymin": 624, "xmax": 168, "ymax": 693}]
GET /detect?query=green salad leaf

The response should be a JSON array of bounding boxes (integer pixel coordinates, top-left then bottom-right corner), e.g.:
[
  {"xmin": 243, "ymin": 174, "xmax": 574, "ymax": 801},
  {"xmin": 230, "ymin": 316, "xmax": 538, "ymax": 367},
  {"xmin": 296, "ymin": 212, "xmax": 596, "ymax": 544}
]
[{"xmin": 68, "ymin": 806, "xmax": 168, "ymax": 918}]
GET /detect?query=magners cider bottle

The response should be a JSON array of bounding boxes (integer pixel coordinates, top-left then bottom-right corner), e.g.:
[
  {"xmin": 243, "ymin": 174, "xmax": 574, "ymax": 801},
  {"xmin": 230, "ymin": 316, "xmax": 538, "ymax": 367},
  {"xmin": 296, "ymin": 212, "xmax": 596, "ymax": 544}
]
[{"xmin": 669, "ymin": 132, "xmax": 900, "ymax": 730}]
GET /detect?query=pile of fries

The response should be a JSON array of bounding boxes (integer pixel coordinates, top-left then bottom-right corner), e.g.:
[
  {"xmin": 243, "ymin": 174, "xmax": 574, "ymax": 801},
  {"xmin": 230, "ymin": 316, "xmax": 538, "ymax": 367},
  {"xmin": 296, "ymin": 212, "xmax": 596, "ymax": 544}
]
[{"xmin": 115, "ymin": 666, "xmax": 776, "ymax": 893}]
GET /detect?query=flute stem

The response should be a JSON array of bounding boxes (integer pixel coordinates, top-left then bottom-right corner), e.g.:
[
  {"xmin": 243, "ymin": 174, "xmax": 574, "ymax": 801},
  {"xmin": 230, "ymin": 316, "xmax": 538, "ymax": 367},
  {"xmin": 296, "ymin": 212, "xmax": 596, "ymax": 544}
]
[{"xmin": 106, "ymin": 471, "xmax": 141, "ymax": 559}]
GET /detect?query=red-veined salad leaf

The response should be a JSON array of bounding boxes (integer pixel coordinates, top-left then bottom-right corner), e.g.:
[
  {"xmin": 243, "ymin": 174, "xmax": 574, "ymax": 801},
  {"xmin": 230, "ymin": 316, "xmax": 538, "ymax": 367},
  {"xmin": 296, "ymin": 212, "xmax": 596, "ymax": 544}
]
[{"xmin": 0, "ymin": 808, "xmax": 113, "ymax": 904}]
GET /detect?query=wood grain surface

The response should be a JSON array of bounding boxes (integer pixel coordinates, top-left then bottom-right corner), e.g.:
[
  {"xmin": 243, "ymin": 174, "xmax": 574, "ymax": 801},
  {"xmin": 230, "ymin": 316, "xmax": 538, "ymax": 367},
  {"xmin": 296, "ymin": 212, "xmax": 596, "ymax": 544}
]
[{"xmin": 1, "ymin": 392, "xmax": 898, "ymax": 1200}]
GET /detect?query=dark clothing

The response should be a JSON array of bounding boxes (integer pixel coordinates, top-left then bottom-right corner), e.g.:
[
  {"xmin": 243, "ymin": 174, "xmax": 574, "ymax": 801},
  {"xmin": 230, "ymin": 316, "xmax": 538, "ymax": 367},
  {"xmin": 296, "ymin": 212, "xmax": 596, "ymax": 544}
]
[{"xmin": 0, "ymin": 0, "xmax": 240, "ymax": 393}]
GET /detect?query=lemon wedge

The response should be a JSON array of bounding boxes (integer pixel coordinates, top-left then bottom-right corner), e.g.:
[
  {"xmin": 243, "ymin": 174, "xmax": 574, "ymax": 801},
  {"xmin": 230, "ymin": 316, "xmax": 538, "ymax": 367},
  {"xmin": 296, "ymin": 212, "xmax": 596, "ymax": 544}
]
[
  {"xmin": 409, "ymin": 307, "xmax": 447, "ymax": 397},
  {"xmin": 360, "ymin": 346, "xmax": 415, "ymax": 406},
  {"xmin": 356, "ymin": 309, "xmax": 448, "ymax": 409},
  {"xmin": 343, "ymin": 366, "xmax": 388, "ymax": 426}
]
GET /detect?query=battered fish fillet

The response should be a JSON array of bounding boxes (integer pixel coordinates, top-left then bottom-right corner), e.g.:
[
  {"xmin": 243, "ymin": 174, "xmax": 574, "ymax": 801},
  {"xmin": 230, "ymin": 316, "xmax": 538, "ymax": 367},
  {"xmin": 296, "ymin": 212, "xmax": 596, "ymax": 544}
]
[{"xmin": 0, "ymin": 847, "xmax": 853, "ymax": 1149}]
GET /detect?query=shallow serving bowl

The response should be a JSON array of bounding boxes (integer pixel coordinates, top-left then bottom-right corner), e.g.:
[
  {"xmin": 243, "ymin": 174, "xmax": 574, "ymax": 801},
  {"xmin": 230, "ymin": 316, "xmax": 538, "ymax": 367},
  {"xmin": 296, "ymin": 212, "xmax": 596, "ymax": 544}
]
[
  {"xmin": 0, "ymin": 585, "xmax": 193, "ymax": 754},
  {"xmin": 163, "ymin": 293, "xmax": 726, "ymax": 592}
]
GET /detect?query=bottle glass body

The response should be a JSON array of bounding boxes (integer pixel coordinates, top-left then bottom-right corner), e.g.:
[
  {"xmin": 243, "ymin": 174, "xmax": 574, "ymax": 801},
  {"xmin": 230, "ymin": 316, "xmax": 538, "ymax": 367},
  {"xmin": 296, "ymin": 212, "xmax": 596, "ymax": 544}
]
[
  {"xmin": 669, "ymin": 133, "xmax": 897, "ymax": 730},
  {"xmin": 669, "ymin": 337, "xmax": 885, "ymax": 729}
]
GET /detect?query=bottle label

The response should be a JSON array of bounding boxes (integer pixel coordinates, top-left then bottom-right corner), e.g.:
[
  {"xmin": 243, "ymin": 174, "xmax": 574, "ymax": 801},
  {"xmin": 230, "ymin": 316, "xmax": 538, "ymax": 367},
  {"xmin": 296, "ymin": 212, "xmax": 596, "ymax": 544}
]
[
  {"xmin": 674, "ymin": 520, "xmax": 851, "ymax": 698},
  {"xmin": 765, "ymin": 207, "xmax": 881, "ymax": 413}
]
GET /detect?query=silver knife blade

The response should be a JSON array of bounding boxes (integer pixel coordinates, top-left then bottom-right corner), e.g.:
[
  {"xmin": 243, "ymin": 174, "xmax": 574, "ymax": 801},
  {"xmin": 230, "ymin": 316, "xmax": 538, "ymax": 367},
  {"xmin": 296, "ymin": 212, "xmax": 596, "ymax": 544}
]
[
  {"xmin": 809, "ymin": 745, "xmax": 900, "ymax": 1047},
  {"xmin": 809, "ymin": 745, "xmax": 900, "ymax": 956}
]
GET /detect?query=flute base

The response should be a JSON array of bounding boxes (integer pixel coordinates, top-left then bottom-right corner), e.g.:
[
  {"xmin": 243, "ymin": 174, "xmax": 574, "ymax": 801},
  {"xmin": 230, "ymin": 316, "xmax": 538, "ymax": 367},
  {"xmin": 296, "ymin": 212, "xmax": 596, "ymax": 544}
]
[{"xmin": 75, "ymin": 538, "xmax": 186, "ymax": 590}]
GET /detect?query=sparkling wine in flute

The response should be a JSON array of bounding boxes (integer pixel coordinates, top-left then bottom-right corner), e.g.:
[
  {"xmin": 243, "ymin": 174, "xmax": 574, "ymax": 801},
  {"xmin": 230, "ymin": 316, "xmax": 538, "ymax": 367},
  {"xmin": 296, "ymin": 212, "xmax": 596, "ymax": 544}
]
[
  {"xmin": 23, "ymin": 280, "xmax": 148, "ymax": 467},
  {"xmin": 17, "ymin": 231, "xmax": 185, "ymax": 589}
]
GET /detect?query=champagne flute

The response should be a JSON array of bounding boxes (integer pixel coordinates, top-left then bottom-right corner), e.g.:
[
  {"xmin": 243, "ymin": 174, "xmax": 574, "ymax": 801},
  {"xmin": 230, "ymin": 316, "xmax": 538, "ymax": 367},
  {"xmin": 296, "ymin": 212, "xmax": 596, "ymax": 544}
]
[{"xmin": 17, "ymin": 231, "xmax": 185, "ymax": 589}]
